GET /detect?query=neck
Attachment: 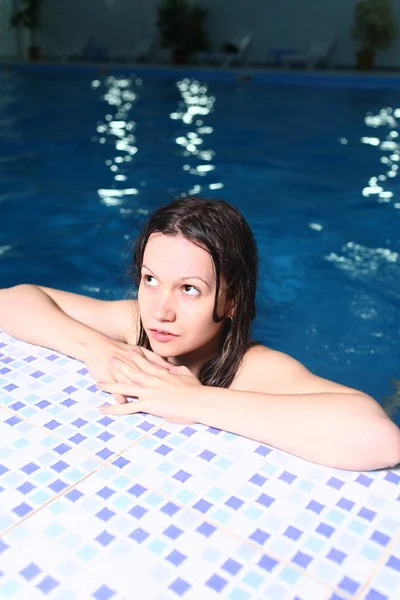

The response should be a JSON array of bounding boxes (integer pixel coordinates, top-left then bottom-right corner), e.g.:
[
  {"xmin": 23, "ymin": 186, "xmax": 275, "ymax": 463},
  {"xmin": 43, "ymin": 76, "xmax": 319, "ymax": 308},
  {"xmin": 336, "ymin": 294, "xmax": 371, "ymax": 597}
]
[{"xmin": 167, "ymin": 334, "xmax": 222, "ymax": 377}]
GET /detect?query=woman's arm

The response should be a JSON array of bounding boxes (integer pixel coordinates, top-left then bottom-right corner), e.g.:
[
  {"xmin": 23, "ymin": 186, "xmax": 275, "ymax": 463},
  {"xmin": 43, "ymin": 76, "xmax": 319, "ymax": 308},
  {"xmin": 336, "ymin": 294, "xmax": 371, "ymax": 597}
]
[{"xmin": 0, "ymin": 284, "xmax": 137, "ymax": 360}]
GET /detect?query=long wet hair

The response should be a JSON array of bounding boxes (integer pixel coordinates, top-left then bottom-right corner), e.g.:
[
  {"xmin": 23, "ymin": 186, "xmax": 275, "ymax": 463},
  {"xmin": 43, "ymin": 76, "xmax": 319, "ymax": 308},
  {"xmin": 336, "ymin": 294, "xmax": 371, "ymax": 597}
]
[{"xmin": 130, "ymin": 195, "xmax": 259, "ymax": 388}]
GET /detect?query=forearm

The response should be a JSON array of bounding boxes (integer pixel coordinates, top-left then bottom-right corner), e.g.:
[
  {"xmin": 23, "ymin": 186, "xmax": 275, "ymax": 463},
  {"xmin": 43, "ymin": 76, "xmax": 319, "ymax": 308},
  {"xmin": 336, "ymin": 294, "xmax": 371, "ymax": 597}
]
[
  {"xmin": 0, "ymin": 284, "xmax": 107, "ymax": 361},
  {"xmin": 191, "ymin": 387, "xmax": 400, "ymax": 471}
]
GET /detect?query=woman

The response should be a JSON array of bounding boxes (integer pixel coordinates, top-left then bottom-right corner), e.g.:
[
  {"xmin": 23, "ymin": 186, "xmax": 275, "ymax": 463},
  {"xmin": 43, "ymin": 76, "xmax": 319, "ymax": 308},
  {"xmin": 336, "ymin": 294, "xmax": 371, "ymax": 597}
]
[{"xmin": 1, "ymin": 196, "xmax": 399, "ymax": 471}]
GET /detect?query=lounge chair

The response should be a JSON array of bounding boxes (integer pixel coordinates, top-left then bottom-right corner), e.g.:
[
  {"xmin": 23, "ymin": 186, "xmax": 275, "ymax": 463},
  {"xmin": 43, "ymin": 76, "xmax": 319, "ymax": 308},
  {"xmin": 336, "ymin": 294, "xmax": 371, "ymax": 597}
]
[
  {"xmin": 281, "ymin": 36, "xmax": 337, "ymax": 70},
  {"xmin": 194, "ymin": 33, "xmax": 253, "ymax": 67}
]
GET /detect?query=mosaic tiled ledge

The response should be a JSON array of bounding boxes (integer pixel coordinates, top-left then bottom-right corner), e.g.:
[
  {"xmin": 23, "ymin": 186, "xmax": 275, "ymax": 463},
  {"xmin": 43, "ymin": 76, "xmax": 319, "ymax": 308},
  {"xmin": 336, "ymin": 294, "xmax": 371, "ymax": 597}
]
[{"xmin": 1, "ymin": 329, "xmax": 400, "ymax": 600}]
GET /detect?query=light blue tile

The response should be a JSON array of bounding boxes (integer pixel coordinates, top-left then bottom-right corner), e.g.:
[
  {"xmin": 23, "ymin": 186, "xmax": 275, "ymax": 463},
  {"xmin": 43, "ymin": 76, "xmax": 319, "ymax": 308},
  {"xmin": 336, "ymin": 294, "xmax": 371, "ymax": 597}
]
[
  {"xmin": 298, "ymin": 480, "xmax": 314, "ymax": 493},
  {"xmin": 33, "ymin": 471, "xmax": 53, "ymax": 484},
  {"xmin": 348, "ymin": 520, "xmax": 367, "ymax": 535},
  {"xmin": 176, "ymin": 489, "xmax": 196, "ymax": 504},
  {"xmin": 14, "ymin": 438, "xmax": 29, "ymax": 449},
  {"xmin": 362, "ymin": 544, "xmax": 381, "ymax": 562},
  {"xmin": 326, "ymin": 510, "xmax": 345, "ymax": 525},
  {"xmin": 244, "ymin": 505, "xmax": 263, "ymax": 520},
  {"xmin": 279, "ymin": 566, "xmax": 301, "ymax": 584},
  {"xmin": 114, "ymin": 476, "xmax": 131, "ymax": 489},
  {"xmin": 206, "ymin": 487, "xmax": 225, "ymax": 501},
  {"xmin": 169, "ymin": 435, "xmax": 184, "ymax": 446},
  {"xmin": 21, "ymin": 407, "xmax": 35, "ymax": 418},
  {"xmin": 243, "ymin": 570, "xmax": 264, "ymax": 589},
  {"xmin": 32, "ymin": 490, "xmax": 52, "ymax": 505},
  {"xmin": 112, "ymin": 496, "xmax": 132, "ymax": 510},
  {"xmin": 45, "ymin": 523, "xmax": 66, "ymax": 538},
  {"xmin": 211, "ymin": 508, "xmax": 231, "ymax": 524},
  {"xmin": 77, "ymin": 545, "xmax": 98, "ymax": 561},
  {"xmin": 0, "ymin": 580, "xmax": 20, "ymax": 597},
  {"xmin": 228, "ymin": 589, "xmax": 250, "ymax": 600},
  {"xmin": 304, "ymin": 537, "xmax": 325, "ymax": 552},
  {"xmin": 147, "ymin": 538, "xmax": 167, "ymax": 555},
  {"xmin": 215, "ymin": 457, "xmax": 232, "ymax": 470},
  {"xmin": 159, "ymin": 462, "xmax": 175, "ymax": 475},
  {"xmin": 141, "ymin": 437, "xmax": 158, "ymax": 449},
  {"xmin": 145, "ymin": 492, "xmax": 163, "ymax": 507}
]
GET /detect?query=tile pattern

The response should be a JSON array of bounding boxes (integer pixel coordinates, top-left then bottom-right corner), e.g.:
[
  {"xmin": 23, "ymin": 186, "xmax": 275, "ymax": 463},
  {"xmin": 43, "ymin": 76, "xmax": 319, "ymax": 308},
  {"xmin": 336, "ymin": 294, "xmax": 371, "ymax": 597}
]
[{"xmin": 1, "ymin": 330, "xmax": 400, "ymax": 599}]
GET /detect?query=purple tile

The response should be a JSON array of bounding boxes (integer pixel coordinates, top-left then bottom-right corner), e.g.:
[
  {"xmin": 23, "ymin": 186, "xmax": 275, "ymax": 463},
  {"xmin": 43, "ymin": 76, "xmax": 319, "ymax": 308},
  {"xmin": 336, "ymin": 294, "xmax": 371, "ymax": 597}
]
[
  {"xmin": 356, "ymin": 474, "xmax": 373, "ymax": 487},
  {"xmin": 169, "ymin": 578, "xmax": 191, "ymax": 596},
  {"xmin": 371, "ymin": 531, "xmax": 390, "ymax": 546},
  {"xmin": 128, "ymin": 528, "xmax": 149, "ymax": 544},
  {"xmin": 93, "ymin": 585, "xmax": 116, "ymax": 600},
  {"xmin": 36, "ymin": 400, "xmax": 51, "ymax": 409},
  {"xmin": 45, "ymin": 354, "xmax": 59, "ymax": 362},
  {"xmin": 44, "ymin": 420, "xmax": 61, "ymax": 431},
  {"xmin": 365, "ymin": 590, "xmax": 388, "ymax": 600},
  {"xmin": 173, "ymin": 470, "xmax": 191, "ymax": 483},
  {"xmin": 127, "ymin": 484, "xmax": 146, "ymax": 497},
  {"xmin": 98, "ymin": 416, "xmax": 113, "ymax": 427},
  {"xmin": 112, "ymin": 457, "xmax": 129, "ymax": 469},
  {"xmin": 250, "ymin": 528, "xmax": 270, "ymax": 545},
  {"xmin": 326, "ymin": 549, "xmax": 347, "ymax": 564},
  {"xmin": 96, "ymin": 531, "xmax": 115, "ymax": 546},
  {"xmin": 71, "ymin": 418, "xmax": 88, "ymax": 428},
  {"xmin": 36, "ymin": 576, "xmax": 59, "ymax": 593},
  {"xmin": 386, "ymin": 555, "xmax": 400, "ymax": 572},
  {"xmin": 256, "ymin": 493, "xmax": 274, "ymax": 508},
  {"xmin": 279, "ymin": 471, "xmax": 297, "ymax": 484},
  {"xmin": 249, "ymin": 473, "xmax": 267, "ymax": 486},
  {"xmin": 163, "ymin": 525, "xmax": 183, "ymax": 540},
  {"xmin": 166, "ymin": 550, "xmax": 186, "ymax": 566},
  {"xmin": 358, "ymin": 507, "xmax": 377, "ymax": 521},
  {"xmin": 54, "ymin": 443, "xmax": 70, "ymax": 455},
  {"xmin": 97, "ymin": 431, "xmax": 114, "ymax": 442},
  {"xmin": 154, "ymin": 428, "xmax": 169, "ymax": 439},
  {"xmin": 5, "ymin": 416, "xmax": 21, "ymax": 426},
  {"xmin": 129, "ymin": 505, "xmax": 147, "ymax": 519},
  {"xmin": 284, "ymin": 526, "xmax": 302, "ymax": 541},
  {"xmin": 385, "ymin": 472, "xmax": 400, "ymax": 485},
  {"xmin": 50, "ymin": 461, "xmax": 68, "ymax": 473},
  {"xmin": 225, "ymin": 496, "xmax": 244, "ymax": 510},
  {"xmin": 23, "ymin": 356, "xmax": 36, "ymax": 363},
  {"xmin": 30, "ymin": 371, "xmax": 45, "ymax": 379},
  {"xmin": 17, "ymin": 482, "xmax": 36, "ymax": 494},
  {"xmin": 338, "ymin": 576, "xmax": 360, "ymax": 594},
  {"xmin": 96, "ymin": 508, "xmax": 116, "ymax": 522},
  {"xmin": 97, "ymin": 487, "xmax": 115, "ymax": 500},
  {"xmin": 48, "ymin": 480, "xmax": 68, "ymax": 493},
  {"xmin": 0, "ymin": 540, "xmax": 9, "ymax": 553},
  {"xmin": 138, "ymin": 420, "xmax": 154, "ymax": 432},
  {"xmin": 327, "ymin": 477, "xmax": 344, "ymax": 490},
  {"xmin": 0, "ymin": 465, "xmax": 9, "ymax": 476},
  {"xmin": 21, "ymin": 462, "xmax": 39, "ymax": 475},
  {"xmin": 180, "ymin": 426, "xmax": 196, "ymax": 437},
  {"xmin": 20, "ymin": 563, "xmax": 41, "ymax": 580},
  {"xmin": 292, "ymin": 551, "xmax": 313, "ymax": 568},
  {"xmin": 155, "ymin": 444, "xmax": 172, "ymax": 456},
  {"xmin": 196, "ymin": 522, "xmax": 216, "ymax": 538},
  {"xmin": 316, "ymin": 523, "xmax": 335, "ymax": 538},
  {"xmin": 69, "ymin": 433, "xmax": 86, "ymax": 445},
  {"xmin": 77, "ymin": 366, "xmax": 88, "ymax": 375},
  {"xmin": 307, "ymin": 500, "xmax": 324, "ymax": 514},
  {"xmin": 206, "ymin": 427, "xmax": 221, "ymax": 435},
  {"xmin": 63, "ymin": 385, "xmax": 77, "ymax": 394},
  {"xmin": 5, "ymin": 383, "xmax": 18, "ymax": 392},
  {"xmin": 193, "ymin": 499, "xmax": 212, "ymax": 514},
  {"xmin": 337, "ymin": 497, "xmax": 355, "ymax": 511},
  {"xmin": 254, "ymin": 445, "xmax": 272, "ymax": 457},
  {"xmin": 10, "ymin": 401, "xmax": 24, "ymax": 411},
  {"xmin": 206, "ymin": 574, "xmax": 227, "ymax": 592},
  {"xmin": 199, "ymin": 450, "xmax": 216, "ymax": 461},
  {"xmin": 2, "ymin": 356, "xmax": 13, "ymax": 364},
  {"xmin": 222, "ymin": 558, "xmax": 242, "ymax": 575},
  {"xmin": 0, "ymin": 367, "xmax": 11, "ymax": 375},
  {"xmin": 97, "ymin": 448, "xmax": 113, "ymax": 460},
  {"xmin": 161, "ymin": 502, "xmax": 180, "ymax": 516},
  {"xmin": 258, "ymin": 554, "xmax": 279, "ymax": 572},
  {"xmin": 61, "ymin": 398, "xmax": 76, "ymax": 407},
  {"xmin": 66, "ymin": 489, "xmax": 83, "ymax": 502}
]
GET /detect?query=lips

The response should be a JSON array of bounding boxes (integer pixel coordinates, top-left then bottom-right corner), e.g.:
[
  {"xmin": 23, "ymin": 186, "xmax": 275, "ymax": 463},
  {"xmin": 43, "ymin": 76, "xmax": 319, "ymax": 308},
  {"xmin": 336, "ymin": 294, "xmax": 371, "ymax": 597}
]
[{"xmin": 150, "ymin": 329, "xmax": 177, "ymax": 336}]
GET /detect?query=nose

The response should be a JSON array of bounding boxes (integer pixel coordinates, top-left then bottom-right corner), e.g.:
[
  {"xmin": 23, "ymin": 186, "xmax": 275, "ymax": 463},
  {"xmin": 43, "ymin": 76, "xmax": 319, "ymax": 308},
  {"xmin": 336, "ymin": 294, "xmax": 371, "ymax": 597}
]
[{"xmin": 151, "ymin": 290, "xmax": 176, "ymax": 322}]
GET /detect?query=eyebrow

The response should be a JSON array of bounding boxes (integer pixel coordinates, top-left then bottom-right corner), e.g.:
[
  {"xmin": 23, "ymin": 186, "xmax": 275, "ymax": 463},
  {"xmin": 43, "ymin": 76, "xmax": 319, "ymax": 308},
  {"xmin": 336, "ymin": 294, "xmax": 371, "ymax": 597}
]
[{"xmin": 142, "ymin": 264, "xmax": 211, "ymax": 288}]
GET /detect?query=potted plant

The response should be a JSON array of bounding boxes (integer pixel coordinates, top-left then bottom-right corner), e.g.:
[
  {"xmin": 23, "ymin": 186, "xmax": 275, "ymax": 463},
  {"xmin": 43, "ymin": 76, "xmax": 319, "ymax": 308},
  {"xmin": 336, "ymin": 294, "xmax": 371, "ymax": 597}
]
[
  {"xmin": 352, "ymin": 0, "xmax": 397, "ymax": 70},
  {"xmin": 11, "ymin": 0, "xmax": 45, "ymax": 61},
  {"xmin": 157, "ymin": 0, "xmax": 208, "ymax": 64}
]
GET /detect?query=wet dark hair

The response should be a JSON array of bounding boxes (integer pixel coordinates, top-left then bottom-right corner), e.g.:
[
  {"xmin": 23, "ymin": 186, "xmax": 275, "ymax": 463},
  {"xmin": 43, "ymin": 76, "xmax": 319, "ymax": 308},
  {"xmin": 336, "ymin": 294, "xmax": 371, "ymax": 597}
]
[{"xmin": 130, "ymin": 195, "xmax": 259, "ymax": 388}]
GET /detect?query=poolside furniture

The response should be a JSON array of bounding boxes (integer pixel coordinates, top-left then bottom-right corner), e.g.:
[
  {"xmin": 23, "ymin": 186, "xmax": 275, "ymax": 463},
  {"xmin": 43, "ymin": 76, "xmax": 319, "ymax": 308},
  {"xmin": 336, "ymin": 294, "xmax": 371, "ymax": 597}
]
[
  {"xmin": 281, "ymin": 36, "xmax": 337, "ymax": 70},
  {"xmin": 193, "ymin": 33, "xmax": 253, "ymax": 67},
  {"xmin": 107, "ymin": 35, "xmax": 157, "ymax": 64}
]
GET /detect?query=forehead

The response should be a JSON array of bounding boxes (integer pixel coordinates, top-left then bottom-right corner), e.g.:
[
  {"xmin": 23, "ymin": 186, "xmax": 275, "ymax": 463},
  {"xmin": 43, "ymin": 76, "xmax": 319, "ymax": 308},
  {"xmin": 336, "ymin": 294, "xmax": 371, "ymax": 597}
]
[{"xmin": 143, "ymin": 233, "xmax": 215, "ymax": 279}]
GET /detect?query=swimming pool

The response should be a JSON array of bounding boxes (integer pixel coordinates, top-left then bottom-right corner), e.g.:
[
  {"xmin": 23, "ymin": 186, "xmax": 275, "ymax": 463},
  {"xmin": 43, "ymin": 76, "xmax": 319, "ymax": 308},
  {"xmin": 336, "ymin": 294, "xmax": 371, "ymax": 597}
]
[{"xmin": 0, "ymin": 64, "xmax": 399, "ymax": 420}]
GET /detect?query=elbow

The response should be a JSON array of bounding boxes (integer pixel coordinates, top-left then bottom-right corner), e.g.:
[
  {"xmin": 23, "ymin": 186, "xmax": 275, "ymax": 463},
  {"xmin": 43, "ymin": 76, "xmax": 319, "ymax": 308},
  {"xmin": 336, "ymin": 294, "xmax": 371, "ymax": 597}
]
[{"xmin": 361, "ymin": 417, "xmax": 400, "ymax": 471}]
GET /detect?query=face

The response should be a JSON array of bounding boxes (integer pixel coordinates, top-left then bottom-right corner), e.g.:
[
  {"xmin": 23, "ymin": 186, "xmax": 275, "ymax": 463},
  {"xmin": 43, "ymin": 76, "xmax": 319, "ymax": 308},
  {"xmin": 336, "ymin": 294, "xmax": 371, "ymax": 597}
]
[{"xmin": 138, "ymin": 233, "xmax": 233, "ymax": 365}]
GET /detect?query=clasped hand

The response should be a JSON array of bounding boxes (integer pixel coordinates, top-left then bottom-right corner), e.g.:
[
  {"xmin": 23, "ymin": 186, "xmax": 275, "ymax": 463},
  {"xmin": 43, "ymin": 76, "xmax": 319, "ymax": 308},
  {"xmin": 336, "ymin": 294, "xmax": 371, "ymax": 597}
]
[{"xmin": 96, "ymin": 346, "xmax": 202, "ymax": 423}]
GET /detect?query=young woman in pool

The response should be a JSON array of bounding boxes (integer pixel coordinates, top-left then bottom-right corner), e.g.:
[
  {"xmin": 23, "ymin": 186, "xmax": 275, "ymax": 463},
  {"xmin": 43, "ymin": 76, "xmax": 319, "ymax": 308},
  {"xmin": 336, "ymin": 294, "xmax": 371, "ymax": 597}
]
[{"xmin": 1, "ymin": 196, "xmax": 399, "ymax": 471}]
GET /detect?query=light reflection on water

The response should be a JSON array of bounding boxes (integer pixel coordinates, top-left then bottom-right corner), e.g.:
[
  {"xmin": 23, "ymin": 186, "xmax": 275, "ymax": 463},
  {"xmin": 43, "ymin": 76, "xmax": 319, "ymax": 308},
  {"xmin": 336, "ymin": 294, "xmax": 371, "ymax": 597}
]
[{"xmin": 0, "ymin": 68, "xmax": 399, "ymax": 419}]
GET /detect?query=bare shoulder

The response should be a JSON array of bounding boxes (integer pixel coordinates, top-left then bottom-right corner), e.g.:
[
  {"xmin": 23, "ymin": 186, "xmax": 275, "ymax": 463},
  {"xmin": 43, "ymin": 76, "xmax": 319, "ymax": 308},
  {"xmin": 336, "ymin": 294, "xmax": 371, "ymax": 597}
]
[{"xmin": 230, "ymin": 344, "xmax": 364, "ymax": 396}]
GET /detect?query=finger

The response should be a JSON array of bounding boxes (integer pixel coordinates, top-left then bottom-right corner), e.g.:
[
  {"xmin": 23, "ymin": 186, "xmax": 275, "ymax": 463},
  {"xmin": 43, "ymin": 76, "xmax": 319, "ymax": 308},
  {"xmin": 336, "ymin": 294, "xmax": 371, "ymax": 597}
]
[
  {"xmin": 100, "ymin": 400, "xmax": 148, "ymax": 415},
  {"xmin": 96, "ymin": 381, "xmax": 143, "ymax": 397},
  {"xmin": 129, "ymin": 350, "xmax": 166, "ymax": 377},
  {"xmin": 131, "ymin": 346, "xmax": 172, "ymax": 370},
  {"xmin": 112, "ymin": 394, "xmax": 128, "ymax": 405},
  {"xmin": 110, "ymin": 356, "xmax": 142, "ymax": 381}
]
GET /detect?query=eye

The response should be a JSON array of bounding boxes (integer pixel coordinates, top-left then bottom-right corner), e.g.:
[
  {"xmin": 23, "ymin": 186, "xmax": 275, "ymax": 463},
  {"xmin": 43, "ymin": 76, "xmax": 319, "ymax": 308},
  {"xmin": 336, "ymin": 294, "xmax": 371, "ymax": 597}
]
[
  {"xmin": 182, "ymin": 284, "xmax": 200, "ymax": 296},
  {"xmin": 143, "ymin": 274, "xmax": 157, "ymax": 286}
]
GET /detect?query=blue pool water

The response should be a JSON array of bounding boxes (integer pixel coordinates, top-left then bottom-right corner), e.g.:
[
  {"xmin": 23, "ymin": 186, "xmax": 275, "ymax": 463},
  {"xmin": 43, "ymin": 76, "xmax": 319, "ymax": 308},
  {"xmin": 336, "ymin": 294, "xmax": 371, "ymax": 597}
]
[{"xmin": 0, "ymin": 65, "xmax": 399, "ymax": 418}]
